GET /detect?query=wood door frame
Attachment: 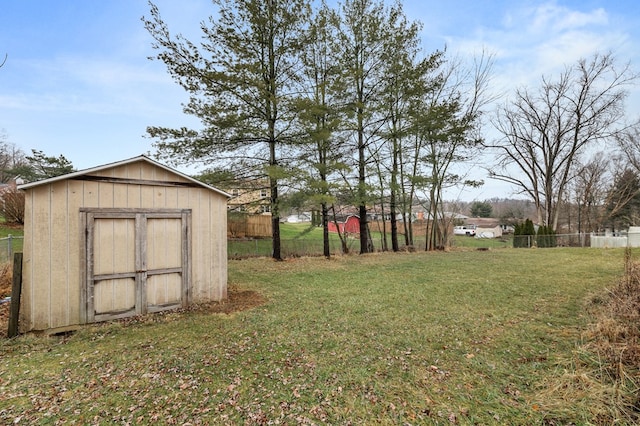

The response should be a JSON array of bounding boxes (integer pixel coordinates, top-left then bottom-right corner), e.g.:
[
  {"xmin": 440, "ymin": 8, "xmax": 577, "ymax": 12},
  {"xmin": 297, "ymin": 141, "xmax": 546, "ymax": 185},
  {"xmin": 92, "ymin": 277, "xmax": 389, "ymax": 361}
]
[{"xmin": 80, "ymin": 208, "xmax": 192, "ymax": 324}]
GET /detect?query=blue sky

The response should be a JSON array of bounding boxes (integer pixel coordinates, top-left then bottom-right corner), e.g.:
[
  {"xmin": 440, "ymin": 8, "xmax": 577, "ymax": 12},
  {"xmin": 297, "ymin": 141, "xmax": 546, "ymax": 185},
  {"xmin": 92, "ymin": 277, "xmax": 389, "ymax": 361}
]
[{"xmin": 1, "ymin": 0, "xmax": 639, "ymax": 199}]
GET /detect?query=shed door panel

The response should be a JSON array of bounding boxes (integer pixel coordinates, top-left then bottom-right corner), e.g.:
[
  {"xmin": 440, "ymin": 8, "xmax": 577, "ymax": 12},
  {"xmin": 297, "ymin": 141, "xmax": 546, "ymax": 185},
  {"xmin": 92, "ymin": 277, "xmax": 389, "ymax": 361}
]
[
  {"xmin": 146, "ymin": 218, "xmax": 183, "ymax": 311},
  {"xmin": 94, "ymin": 278, "xmax": 136, "ymax": 316},
  {"xmin": 94, "ymin": 218, "xmax": 135, "ymax": 274},
  {"xmin": 92, "ymin": 218, "xmax": 137, "ymax": 320}
]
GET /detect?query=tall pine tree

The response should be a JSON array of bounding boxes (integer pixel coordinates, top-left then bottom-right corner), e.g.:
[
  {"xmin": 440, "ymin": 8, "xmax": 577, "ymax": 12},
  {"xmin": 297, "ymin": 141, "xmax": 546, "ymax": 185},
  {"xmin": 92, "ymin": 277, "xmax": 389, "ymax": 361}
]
[{"xmin": 144, "ymin": 0, "xmax": 310, "ymax": 260}]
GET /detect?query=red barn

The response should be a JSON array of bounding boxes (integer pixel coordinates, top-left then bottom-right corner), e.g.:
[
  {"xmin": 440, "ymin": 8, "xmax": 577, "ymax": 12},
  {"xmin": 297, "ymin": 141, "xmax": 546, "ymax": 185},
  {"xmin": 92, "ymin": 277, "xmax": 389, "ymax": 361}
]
[{"xmin": 328, "ymin": 215, "xmax": 360, "ymax": 234}]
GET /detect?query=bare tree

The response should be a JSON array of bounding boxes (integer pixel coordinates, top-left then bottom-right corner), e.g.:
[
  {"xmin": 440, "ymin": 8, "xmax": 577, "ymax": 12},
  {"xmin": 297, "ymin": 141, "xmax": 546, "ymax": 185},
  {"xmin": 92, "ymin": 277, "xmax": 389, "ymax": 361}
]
[
  {"xmin": 489, "ymin": 52, "xmax": 638, "ymax": 231},
  {"xmin": 616, "ymin": 126, "xmax": 640, "ymax": 173},
  {"xmin": 604, "ymin": 167, "xmax": 640, "ymax": 231},
  {"xmin": 0, "ymin": 131, "xmax": 27, "ymax": 182},
  {"xmin": 413, "ymin": 51, "xmax": 494, "ymax": 250},
  {"xmin": 570, "ymin": 154, "xmax": 611, "ymax": 233},
  {"xmin": 1, "ymin": 187, "xmax": 24, "ymax": 224}
]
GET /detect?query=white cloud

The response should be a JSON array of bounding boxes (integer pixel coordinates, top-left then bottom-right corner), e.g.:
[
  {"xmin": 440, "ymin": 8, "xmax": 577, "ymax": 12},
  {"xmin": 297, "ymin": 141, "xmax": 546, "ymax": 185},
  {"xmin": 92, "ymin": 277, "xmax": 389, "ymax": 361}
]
[
  {"xmin": 530, "ymin": 4, "xmax": 608, "ymax": 33},
  {"xmin": 442, "ymin": 2, "xmax": 631, "ymax": 92}
]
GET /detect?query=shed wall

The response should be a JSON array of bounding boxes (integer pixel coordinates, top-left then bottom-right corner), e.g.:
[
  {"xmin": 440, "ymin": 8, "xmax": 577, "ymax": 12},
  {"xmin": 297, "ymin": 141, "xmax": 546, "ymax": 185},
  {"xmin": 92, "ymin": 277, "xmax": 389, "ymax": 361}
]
[{"xmin": 21, "ymin": 161, "xmax": 227, "ymax": 332}]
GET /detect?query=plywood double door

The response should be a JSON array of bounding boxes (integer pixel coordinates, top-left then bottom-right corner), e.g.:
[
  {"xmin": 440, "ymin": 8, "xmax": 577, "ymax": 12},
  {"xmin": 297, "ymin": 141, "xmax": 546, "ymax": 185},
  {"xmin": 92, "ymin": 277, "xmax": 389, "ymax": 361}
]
[{"xmin": 82, "ymin": 209, "xmax": 191, "ymax": 323}]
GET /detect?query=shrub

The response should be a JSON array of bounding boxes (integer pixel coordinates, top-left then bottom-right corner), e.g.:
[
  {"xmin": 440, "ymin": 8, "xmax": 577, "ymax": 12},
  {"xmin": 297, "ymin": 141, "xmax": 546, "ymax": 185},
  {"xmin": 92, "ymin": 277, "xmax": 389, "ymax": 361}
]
[
  {"xmin": 0, "ymin": 187, "xmax": 24, "ymax": 224},
  {"xmin": 513, "ymin": 218, "xmax": 535, "ymax": 248},
  {"xmin": 536, "ymin": 225, "xmax": 557, "ymax": 248}
]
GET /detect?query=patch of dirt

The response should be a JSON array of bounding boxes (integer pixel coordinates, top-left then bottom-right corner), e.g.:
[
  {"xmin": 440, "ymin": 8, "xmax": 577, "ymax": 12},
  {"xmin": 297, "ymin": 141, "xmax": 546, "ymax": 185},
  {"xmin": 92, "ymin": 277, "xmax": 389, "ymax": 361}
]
[
  {"xmin": 0, "ymin": 286, "xmax": 266, "ymax": 339},
  {"xmin": 194, "ymin": 287, "xmax": 267, "ymax": 315}
]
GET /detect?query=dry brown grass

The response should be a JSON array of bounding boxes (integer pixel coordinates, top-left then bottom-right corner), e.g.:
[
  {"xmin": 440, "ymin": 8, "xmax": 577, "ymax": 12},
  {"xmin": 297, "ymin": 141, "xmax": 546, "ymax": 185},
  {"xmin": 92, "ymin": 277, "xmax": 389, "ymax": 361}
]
[
  {"xmin": 0, "ymin": 262, "xmax": 11, "ymax": 298},
  {"xmin": 538, "ymin": 248, "xmax": 640, "ymax": 424},
  {"xmin": 0, "ymin": 262, "xmax": 11, "ymax": 339},
  {"xmin": 586, "ymin": 248, "xmax": 640, "ymax": 366},
  {"xmin": 583, "ymin": 248, "xmax": 640, "ymax": 421}
]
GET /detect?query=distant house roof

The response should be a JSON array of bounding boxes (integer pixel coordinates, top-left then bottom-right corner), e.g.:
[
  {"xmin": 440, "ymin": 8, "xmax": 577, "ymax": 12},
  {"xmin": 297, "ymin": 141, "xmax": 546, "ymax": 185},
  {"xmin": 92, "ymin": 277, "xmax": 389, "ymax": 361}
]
[
  {"xmin": 468, "ymin": 217, "xmax": 501, "ymax": 227},
  {"xmin": 18, "ymin": 155, "xmax": 231, "ymax": 198},
  {"xmin": 422, "ymin": 211, "xmax": 468, "ymax": 220}
]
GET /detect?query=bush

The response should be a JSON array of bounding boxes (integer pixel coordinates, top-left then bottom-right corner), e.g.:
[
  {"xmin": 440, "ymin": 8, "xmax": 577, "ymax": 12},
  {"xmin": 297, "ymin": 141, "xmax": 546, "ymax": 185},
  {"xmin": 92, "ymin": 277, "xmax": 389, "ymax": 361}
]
[
  {"xmin": 513, "ymin": 218, "xmax": 535, "ymax": 248},
  {"xmin": 536, "ymin": 225, "xmax": 557, "ymax": 248},
  {"xmin": 0, "ymin": 187, "xmax": 24, "ymax": 224}
]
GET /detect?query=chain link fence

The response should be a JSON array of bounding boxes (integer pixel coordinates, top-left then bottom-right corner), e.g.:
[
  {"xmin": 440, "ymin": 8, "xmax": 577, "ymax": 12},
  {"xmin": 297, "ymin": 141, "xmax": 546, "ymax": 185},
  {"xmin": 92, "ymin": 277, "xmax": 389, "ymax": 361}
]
[
  {"xmin": 0, "ymin": 235, "xmax": 23, "ymax": 264},
  {"xmin": 0, "ymin": 232, "xmax": 620, "ymax": 263},
  {"xmin": 512, "ymin": 233, "xmax": 591, "ymax": 248},
  {"xmin": 228, "ymin": 235, "xmax": 447, "ymax": 259},
  {"xmin": 228, "ymin": 233, "xmax": 611, "ymax": 258}
]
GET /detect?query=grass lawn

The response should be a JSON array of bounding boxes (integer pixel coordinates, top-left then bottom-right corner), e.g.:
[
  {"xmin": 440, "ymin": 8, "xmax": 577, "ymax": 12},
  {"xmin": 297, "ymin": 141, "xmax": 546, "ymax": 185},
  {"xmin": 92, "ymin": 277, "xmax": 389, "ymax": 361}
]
[
  {"xmin": 228, "ymin": 223, "xmax": 360, "ymax": 258},
  {"xmin": 229, "ymin": 222, "xmax": 513, "ymax": 257},
  {"xmin": 0, "ymin": 248, "xmax": 628, "ymax": 424}
]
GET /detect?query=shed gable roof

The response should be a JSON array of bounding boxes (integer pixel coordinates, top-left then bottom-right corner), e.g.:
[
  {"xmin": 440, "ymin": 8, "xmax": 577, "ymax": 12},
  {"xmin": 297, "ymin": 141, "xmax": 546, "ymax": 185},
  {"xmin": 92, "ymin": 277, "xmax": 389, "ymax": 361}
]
[{"xmin": 18, "ymin": 155, "xmax": 231, "ymax": 198}]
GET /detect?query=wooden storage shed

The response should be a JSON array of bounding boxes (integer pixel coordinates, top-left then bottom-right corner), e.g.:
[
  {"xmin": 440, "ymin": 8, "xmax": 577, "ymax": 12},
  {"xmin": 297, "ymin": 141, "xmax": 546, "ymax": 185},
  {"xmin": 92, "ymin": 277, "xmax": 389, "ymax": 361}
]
[{"xmin": 18, "ymin": 155, "xmax": 230, "ymax": 333}]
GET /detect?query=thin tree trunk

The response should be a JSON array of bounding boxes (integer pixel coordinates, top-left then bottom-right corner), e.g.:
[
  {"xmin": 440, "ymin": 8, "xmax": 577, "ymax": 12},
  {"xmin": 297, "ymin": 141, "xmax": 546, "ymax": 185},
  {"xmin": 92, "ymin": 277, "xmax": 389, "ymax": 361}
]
[
  {"xmin": 322, "ymin": 202, "xmax": 330, "ymax": 258},
  {"xmin": 390, "ymin": 139, "xmax": 399, "ymax": 251},
  {"xmin": 358, "ymin": 116, "xmax": 372, "ymax": 253},
  {"xmin": 331, "ymin": 205, "xmax": 349, "ymax": 254}
]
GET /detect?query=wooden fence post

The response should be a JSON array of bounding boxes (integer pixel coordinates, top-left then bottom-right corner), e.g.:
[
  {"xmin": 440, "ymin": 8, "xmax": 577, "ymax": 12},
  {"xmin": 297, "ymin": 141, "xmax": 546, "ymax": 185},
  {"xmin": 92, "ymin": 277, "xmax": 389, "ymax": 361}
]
[{"xmin": 7, "ymin": 252, "xmax": 23, "ymax": 338}]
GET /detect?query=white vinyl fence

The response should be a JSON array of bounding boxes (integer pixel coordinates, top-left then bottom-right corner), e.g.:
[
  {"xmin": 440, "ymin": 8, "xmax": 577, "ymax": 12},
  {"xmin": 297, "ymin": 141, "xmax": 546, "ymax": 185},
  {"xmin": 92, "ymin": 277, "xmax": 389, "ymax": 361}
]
[{"xmin": 589, "ymin": 228, "xmax": 640, "ymax": 248}]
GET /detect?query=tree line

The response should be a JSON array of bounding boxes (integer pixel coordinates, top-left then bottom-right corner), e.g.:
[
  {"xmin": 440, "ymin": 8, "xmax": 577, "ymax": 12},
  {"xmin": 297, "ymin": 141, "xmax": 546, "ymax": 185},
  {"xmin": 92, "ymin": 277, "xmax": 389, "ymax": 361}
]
[
  {"xmin": 143, "ymin": 0, "xmax": 639, "ymax": 260},
  {"xmin": 0, "ymin": 133, "xmax": 74, "ymax": 223}
]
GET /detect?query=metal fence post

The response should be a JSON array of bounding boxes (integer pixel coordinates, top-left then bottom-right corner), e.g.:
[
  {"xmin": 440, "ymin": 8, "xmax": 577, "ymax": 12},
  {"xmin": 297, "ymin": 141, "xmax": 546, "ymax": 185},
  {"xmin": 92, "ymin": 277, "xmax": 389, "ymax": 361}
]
[{"xmin": 7, "ymin": 234, "xmax": 12, "ymax": 259}]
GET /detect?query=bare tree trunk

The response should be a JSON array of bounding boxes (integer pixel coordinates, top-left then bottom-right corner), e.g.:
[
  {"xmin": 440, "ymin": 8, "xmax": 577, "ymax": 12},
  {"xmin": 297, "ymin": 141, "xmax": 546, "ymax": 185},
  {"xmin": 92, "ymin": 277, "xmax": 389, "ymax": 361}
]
[
  {"xmin": 322, "ymin": 202, "xmax": 330, "ymax": 258},
  {"xmin": 331, "ymin": 205, "xmax": 349, "ymax": 254}
]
